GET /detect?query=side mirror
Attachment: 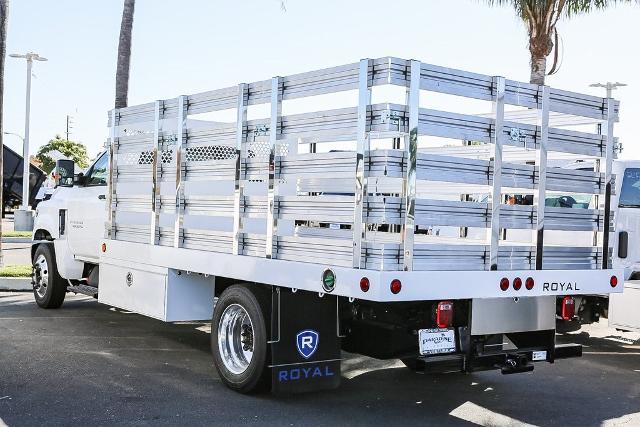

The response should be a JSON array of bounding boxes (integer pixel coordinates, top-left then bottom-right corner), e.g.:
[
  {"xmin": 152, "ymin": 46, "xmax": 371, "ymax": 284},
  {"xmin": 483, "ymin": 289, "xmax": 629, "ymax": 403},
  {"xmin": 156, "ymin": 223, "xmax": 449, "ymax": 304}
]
[
  {"xmin": 54, "ymin": 159, "xmax": 75, "ymax": 188},
  {"xmin": 74, "ymin": 172, "xmax": 85, "ymax": 186}
]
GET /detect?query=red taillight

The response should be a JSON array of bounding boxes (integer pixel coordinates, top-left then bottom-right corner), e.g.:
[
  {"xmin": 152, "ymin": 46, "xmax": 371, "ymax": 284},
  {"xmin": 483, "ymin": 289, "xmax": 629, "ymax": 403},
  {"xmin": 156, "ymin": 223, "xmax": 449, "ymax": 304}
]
[
  {"xmin": 390, "ymin": 279, "xmax": 402, "ymax": 294},
  {"xmin": 513, "ymin": 277, "xmax": 522, "ymax": 291},
  {"xmin": 436, "ymin": 301, "xmax": 453, "ymax": 328},
  {"xmin": 500, "ymin": 277, "xmax": 509, "ymax": 291},
  {"xmin": 610, "ymin": 275, "xmax": 618, "ymax": 287},
  {"xmin": 525, "ymin": 277, "xmax": 534, "ymax": 290},
  {"xmin": 561, "ymin": 296, "xmax": 575, "ymax": 321},
  {"xmin": 360, "ymin": 277, "xmax": 370, "ymax": 292}
]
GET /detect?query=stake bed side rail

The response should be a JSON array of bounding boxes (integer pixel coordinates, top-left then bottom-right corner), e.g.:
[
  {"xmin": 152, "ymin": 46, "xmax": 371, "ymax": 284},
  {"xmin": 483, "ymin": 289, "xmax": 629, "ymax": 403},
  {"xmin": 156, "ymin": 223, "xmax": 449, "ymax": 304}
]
[{"xmin": 105, "ymin": 56, "xmax": 618, "ymax": 275}]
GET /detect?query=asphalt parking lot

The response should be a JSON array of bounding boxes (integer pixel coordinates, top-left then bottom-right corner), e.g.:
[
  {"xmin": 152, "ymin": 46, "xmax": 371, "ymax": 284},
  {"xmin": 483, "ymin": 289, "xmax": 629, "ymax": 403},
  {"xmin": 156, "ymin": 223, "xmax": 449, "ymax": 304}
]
[{"xmin": 1, "ymin": 292, "xmax": 639, "ymax": 426}]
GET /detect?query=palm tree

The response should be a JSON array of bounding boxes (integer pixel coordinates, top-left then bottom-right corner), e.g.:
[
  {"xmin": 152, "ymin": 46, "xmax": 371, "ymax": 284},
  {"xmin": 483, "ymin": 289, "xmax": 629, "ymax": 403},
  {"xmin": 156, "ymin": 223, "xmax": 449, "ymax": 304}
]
[
  {"xmin": 115, "ymin": 0, "xmax": 135, "ymax": 109},
  {"xmin": 486, "ymin": 1, "xmax": 635, "ymax": 85},
  {"xmin": 0, "ymin": 0, "xmax": 8, "ymax": 266}
]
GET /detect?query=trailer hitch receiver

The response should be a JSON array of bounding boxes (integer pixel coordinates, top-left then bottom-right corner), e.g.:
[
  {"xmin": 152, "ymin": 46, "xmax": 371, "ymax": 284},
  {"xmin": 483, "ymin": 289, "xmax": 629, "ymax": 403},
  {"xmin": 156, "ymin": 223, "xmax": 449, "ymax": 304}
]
[{"xmin": 500, "ymin": 354, "xmax": 534, "ymax": 375}]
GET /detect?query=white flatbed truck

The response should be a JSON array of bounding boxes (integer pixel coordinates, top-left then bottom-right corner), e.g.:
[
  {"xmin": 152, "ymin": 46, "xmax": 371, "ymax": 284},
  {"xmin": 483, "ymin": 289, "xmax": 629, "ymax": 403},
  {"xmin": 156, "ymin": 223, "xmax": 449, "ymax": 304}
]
[{"xmin": 31, "ymin": 57, "xmax": 623, "ymax": 393}]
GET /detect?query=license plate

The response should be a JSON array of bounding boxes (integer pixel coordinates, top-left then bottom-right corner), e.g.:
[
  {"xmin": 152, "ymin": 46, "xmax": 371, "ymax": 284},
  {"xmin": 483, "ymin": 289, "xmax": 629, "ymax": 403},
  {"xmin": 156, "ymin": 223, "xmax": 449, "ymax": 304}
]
[
  {"xmin": 532, "ymin": 351, "xmax": 547, "ymax": 361},
  {"xmin": 418, "ymin": 328, "xmax": 456, "ymax": 355}
]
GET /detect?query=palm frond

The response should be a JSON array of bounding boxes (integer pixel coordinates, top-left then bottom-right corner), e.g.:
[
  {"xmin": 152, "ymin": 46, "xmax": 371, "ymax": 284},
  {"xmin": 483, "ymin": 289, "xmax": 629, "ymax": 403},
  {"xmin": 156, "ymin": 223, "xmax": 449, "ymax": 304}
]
[
  {"xmin": 483, "ymin": 0, "xmax": 637, "ymax": 20},
  {"xmin": 564, "ymin": 0, "xmax": 636, "ymax": 17}
]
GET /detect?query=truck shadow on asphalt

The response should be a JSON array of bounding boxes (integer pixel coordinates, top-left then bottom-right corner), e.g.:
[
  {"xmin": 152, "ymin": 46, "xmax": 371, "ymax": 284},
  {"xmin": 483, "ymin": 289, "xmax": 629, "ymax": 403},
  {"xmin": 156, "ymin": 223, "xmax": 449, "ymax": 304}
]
[
  {"xmin": 4, "ymin": 295, "xmax": 638, "ymax": 426},
  {"xmin": 268, "ymin": 333, "xmax": 640, "ymax": 426},
  {"xmin": 98, "ymin": 299, "xmax": 640, "ymax": 425}
]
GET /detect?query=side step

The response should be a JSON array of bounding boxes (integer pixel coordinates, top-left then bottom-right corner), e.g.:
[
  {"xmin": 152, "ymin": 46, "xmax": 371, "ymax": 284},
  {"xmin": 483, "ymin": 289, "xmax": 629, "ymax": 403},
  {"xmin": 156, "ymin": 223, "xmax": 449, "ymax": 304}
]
[{"xmin": 68, "ymin": 284, "xmax": 98, "ymax": 299}]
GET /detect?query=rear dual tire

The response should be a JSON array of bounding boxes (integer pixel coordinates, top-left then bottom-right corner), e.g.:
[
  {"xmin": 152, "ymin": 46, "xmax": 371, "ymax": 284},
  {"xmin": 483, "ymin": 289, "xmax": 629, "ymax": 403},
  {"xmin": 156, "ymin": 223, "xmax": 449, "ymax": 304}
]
[{"xmin": 211, "ymin": 284, "xmax": 270, "ymax": 393}]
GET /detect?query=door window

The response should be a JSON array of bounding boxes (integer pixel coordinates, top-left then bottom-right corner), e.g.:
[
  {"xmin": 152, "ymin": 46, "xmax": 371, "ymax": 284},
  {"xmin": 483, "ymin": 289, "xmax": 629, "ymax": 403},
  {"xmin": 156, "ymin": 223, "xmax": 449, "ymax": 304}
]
[
  {"xmin": 619, "ymin": 168, "xmax": 640, "ymax": 208},
  {"xmin": 86, "ymin": 153, "xmax": 108, "ymax": 186}
]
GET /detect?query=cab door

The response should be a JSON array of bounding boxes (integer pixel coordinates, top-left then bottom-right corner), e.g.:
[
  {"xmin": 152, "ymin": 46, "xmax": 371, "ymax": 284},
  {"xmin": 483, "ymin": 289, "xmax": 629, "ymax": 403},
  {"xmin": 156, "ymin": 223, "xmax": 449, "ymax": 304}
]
[
  {"xmin": 66, "ymin": 152, "xmax": 108, "ymax": 262},
  {"xmin": 612, "ymin": 162, "xmax": 640, "ymax": 278}
]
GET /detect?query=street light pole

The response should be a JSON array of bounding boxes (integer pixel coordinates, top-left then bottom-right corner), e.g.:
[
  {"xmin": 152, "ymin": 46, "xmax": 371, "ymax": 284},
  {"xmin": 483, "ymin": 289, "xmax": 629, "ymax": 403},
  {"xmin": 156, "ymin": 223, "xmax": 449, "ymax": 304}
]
[
  {"xmin": 9, "ymin": 52, "xmax": 47, "ymax": 230},
  {"xmin": 21, "ymin": 56, "xmax": 32, "ymax": 209},
  {"xmin": 4, "ymin": 131, "xmax": 24, "ymax": 143}
]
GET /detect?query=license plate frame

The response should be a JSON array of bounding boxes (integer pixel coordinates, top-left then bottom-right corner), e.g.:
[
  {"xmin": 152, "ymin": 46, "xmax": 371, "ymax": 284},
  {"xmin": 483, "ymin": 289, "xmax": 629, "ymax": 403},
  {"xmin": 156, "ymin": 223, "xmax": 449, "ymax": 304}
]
[{"xmin": 418, "ymin": 328, "xmax": 457, "ymax": 356}]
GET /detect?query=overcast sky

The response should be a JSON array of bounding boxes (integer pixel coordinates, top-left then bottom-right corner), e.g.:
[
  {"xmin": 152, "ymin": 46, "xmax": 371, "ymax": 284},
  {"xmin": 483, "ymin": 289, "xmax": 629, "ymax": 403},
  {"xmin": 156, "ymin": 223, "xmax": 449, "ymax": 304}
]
[{"xmin": 4, "ymin": 0, "xmax": 640, "ymax": 160}]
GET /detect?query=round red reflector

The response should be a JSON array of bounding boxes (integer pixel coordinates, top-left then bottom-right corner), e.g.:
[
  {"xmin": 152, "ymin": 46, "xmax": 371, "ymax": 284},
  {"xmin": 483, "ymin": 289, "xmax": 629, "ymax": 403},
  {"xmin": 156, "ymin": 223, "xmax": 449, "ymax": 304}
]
[
  {"xmin": 525, "ymin": 277, "xmax": 534, "ymax": 290},
  {"xmin": 610, "ymin": 275, "xmax": 618, "ymax": 287},
  {"xmin": 390, "ymin": 279, "xmax": 402, "ymax": 294},
  {"xmin": 500, "ymin": 277, "xmax": 509, "ymax": 291},
  {"xmin": 101, "ymin": 243, "xmax": 107, "ymax": 253},
  {"xmin": 513, "ymin": 277, "xmax": 522, "ymax": 291},
  {"xmin": 360, "ymin": 277, "xmax": 370, "ymax": 292}
]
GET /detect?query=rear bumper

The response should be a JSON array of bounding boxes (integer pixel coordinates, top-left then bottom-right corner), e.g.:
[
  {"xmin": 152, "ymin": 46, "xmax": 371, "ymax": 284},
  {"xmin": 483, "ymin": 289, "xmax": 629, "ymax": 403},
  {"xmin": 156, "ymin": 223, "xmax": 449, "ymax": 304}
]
[
  {"xmin": 374, "ymin": 269, "xmax": 624, "ymax": 302},
  {"xmin": 412, "ymin": 343, "xmax": 582, "ymax": 374}
]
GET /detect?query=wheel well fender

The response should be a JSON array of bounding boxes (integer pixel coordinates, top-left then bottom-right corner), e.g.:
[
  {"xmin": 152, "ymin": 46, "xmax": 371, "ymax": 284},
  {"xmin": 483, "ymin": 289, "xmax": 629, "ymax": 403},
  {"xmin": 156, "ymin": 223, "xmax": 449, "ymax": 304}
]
[
  {"xmin": 33, "ymin": 229, "xmax": 53, "ymax": 241},
  {"xmin": 31, "ymin": 239, "xmax": 54, "ymax": 262}
]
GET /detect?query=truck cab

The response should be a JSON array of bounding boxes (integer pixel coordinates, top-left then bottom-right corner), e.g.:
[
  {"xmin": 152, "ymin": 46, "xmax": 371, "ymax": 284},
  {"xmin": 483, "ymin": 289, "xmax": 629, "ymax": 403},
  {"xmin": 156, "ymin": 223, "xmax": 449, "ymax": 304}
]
[
  {"xmin": 543, "ymin": 159, "xmax": 640, "ymax": 328},
  {"xmin": 610, "ymin": 160, "xmax": 640, "ymax": 278},
  {"xmin": 608, "ymin": 160, "xmax": 640, "ymax": 332},
  {"xmin": 31, "ymin": 152, "xmax": 108, "ymax": 306}
]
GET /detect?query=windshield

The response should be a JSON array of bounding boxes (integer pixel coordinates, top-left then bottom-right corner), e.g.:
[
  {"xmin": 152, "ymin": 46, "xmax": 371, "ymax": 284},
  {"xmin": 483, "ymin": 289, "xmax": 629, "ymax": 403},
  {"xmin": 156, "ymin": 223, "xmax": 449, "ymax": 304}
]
[
  {"xmin": 545, "ymin": 194, "xmax": 591, "ymax": 209},
  {"xmin": 619, "ymin": 168, "xmax": 640, "ymax": 208}
]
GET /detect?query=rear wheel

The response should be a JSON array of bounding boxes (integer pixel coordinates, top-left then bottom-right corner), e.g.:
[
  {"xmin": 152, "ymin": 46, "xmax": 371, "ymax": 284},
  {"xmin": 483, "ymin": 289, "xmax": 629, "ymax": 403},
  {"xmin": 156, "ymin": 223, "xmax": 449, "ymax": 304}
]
[
  {"xmin": 211, "ymin": 284, "xmax": 270, "ymax": 393},
  {"xmin": 32, "ymin": 244, "xmax": 67, "ymax": 309}
]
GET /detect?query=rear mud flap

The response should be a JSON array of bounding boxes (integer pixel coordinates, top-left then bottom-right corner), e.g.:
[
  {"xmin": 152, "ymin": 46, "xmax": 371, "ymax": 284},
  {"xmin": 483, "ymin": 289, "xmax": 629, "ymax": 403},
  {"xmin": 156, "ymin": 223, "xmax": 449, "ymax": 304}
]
[{"xmin": 270, "ymin": 289, "xmax": 341, "ymax": 394}]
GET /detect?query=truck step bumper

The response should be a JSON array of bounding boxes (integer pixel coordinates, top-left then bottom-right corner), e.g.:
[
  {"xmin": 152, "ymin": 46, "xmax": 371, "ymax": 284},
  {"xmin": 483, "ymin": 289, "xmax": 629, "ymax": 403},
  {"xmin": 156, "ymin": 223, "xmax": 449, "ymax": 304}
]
[
  {"xmin": 553, "ymin": 343, "xmax": 582, "ymax": 359},
  {"xmin": 412, "ymin": 343, "xmax": 582, "ymax": 374}
]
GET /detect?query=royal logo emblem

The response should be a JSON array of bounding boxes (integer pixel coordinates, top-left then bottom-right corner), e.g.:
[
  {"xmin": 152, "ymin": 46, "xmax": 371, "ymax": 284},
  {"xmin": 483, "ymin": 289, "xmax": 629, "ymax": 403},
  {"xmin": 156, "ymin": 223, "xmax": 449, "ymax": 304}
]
[{"xmin": 296, "ymin": 330, "xmax": 319, "ymax": 359}]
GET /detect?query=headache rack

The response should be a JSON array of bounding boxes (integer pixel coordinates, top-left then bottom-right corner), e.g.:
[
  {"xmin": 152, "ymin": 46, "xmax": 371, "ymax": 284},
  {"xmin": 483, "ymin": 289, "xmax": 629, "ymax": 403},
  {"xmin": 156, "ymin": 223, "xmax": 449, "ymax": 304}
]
[{"xmin": 106, "ymin": 57, "xmax": 618, "ymax": 273}]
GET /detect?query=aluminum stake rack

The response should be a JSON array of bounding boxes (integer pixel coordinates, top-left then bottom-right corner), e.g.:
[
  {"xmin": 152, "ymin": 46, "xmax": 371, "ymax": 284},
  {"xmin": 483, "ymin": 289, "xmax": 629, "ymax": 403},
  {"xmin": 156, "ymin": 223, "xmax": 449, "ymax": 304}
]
[{"xmin": 102, "ymin": 56, "xmax": 623, "ymax": 302}]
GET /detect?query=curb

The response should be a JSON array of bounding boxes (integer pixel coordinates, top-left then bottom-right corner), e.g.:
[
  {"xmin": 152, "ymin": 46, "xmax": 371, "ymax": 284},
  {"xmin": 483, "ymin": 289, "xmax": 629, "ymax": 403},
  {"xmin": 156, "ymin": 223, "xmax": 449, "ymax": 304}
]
[
  {"xmin": 0, "ymin": 277, "xmax": 32, "ymax": 292},
  {"xmin": 1, "ymin": 237, "xmax": 31, "ymax": 244}
]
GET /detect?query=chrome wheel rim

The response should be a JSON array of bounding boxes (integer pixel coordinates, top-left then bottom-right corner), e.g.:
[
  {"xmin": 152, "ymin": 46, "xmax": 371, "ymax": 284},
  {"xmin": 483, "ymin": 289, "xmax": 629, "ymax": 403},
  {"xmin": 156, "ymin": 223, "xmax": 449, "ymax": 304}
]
[
  {"xmin": 33, "ymin": 254, "xmax": 49, "ymax": 298},
  {"xmin": 218, "ymin": 303, "xmax": 254, "ymax": 375}
]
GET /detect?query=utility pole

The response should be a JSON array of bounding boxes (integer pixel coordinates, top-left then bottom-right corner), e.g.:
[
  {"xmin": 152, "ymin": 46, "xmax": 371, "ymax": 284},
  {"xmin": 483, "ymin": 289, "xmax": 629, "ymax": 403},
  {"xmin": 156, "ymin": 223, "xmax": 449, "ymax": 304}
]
[
  {"xmin": 588, "ymin": 82, "xmax": 627, "ymax": 247},
  {"xmin": 589, "ymin": 81, "xmax": 627, "ymax": 144},
  {"xmin": 589, "ymin": 81, "xmax": 627, "ymax": 99},
  {"xmin": 66, "ymin": 114, "xmax": 73, "ymax": 141},
  {"xmin": 9, "ymin": 51, "xmax": 47, "ymax": 231}
]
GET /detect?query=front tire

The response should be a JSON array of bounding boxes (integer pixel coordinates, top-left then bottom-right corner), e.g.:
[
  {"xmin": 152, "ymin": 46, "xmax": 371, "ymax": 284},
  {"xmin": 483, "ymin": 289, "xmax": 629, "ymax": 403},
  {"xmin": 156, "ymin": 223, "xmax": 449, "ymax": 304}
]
[
  {"xmin": 211, "ymin": 284, "xmax": 270, "ymax": 393},
  {"xmin": 32, "ymin": 244, "xmax": 67, "ymax": 309}
]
